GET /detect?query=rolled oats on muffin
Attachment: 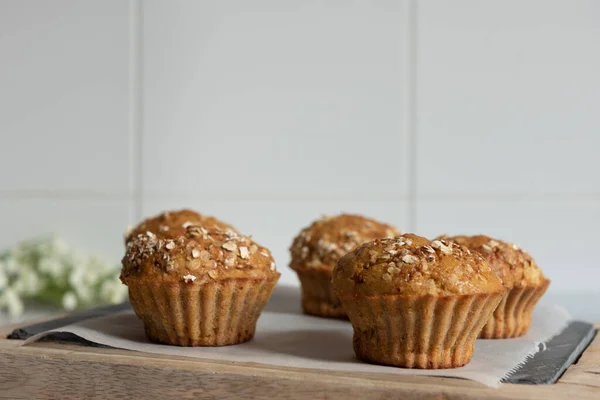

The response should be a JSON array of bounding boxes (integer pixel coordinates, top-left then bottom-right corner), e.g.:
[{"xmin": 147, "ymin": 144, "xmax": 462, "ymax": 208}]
[
  {"xmin": 438, "ymin": 235, "xmax": 550, "ymax": 339},
  {"xmin": 121, "ymin": 225, "xmax": 279, "ymax": 346},
  {"xmin": 333, "ymin": 234, "xmax": 505, "ymax": 369},
  {"xmin": 125, "ymin": 209, "xmax": 237, "ymax": 243},
  {"xmin": 289, "ymin": 214, "xmax": 400, "ymax": 318}
]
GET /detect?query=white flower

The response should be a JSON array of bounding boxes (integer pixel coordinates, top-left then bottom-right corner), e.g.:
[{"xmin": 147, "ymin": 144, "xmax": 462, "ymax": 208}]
[
  {"xmin": 36, "ymin": 241, "xmax": 51, "ymax": 255},
  {"xmin": 50, "ymin": 235, "xmax": 69, "ymax": 255},
  {"xmin": 11, "ymin": 277, "xmax": 26, "ymax": 295},
  {"xmin": 0, "ymin": 269, "xmax": 7, "ymax": 289},
  {"xmin": 100, "ymin": 280, "xmax": 128, "ymax": 304},
  {"xmin": 10, "ymin": 245, "xmax": 27, "ymax": 260},
  {"xmin": 62, "ymin": 292, "xmax": 78, "ymax": 311},
  {"xmin": 18, "ymin": 268, "xmax": 41, "ymax": 295},
  {"xmin": 69, "ymin": 250, "xmax": 88, "ymax": 270},
  {"xmin": 38, "ymin": 256, "xmax": 65, "ymax": 279},
  {"xmin": 73, "ymin": 283, "xmax": 93, "ymax": 304},
  {"xmin": 88, "ymin": 255, "xmax": 113, "ymax": 275},
  {"xmin": 3, "ymin": 256, "xmax": 19, "ymax": 274},
  {"xmin": 3, "ymin": 288, "xmax": 24, "ymax": 317},
  {"xmin": 82, "ymin": 269, "xmax": 101, "ymax": 288},
  {"xmin": 68, "ymin": 265, "xmax": 86, "ymax": 289},
  {"xmin": 0, "ymin": 235, "xmax": 121, "ymax": 313}
]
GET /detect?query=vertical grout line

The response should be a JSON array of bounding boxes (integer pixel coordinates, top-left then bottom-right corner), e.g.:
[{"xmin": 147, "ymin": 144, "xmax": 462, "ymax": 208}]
[
  {"xmin": 406, "ymin": 0, "xmax": 418, "ymax": 233},
  {"xmin": 129, "ymin": 0, "xmax": 143, "ymax": 223}
]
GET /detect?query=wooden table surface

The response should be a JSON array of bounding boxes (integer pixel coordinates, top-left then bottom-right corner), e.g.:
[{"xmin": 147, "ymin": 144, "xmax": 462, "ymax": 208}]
[{"xmin": 0, "ymin": 318, "xmax": 598, "ymax": 400}]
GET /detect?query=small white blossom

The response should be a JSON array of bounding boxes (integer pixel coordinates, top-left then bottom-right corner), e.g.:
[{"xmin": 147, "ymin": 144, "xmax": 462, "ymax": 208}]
[
  {"xmin": 82, "ymin": 268, "xmax": 101, "ymax": 288},
  {"xmin": 3, "ymin": 256, "xmax": 19, "ymax": 274},
  {"xmin": 18, "ymin": 268, "xmax": 41, "ymax": 295},
  {"xmin": 89, "ymin": 256, "xmax": 113, "ymax": 275},
  {"xmin": 3, "ymin": 288, "xmax": 24, "ymax": 317},
  {"xmin": 100, "ymin": 280, "xmax": 128, "ymax": 304},
  {"xmin": 69, "ymin": 250, "xmax": 88, "ymax": 270},
  {"xmin": 0, "ymin": 235, "xmax": 124, "ymax": 317},
  {"xmin": 38, "ymin": 256, "xmax": 65, "ymax": 279},
  {"xmin": 50, "ymin": 236, "xmax": 69, "ymax": 255},
  {"xmin": 62, "ymin": 292, "xmax": 78, "ymax": 311},
  {"xmin": 68, "ymin": 265, "xmax": 86, "ymax": 288},
  {"xmin": 74, "ymin": 283, "xmax": 93, "ymax": 304},
  {"xmin": 0, "ymin": 269, "xmax": 7, "ymax": 289}
]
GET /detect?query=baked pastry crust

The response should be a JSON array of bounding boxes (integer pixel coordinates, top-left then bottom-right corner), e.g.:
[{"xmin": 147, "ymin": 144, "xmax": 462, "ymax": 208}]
[
  {"xmin": 333, "ymin": 233, "xmax": 505, "ymax": 368},
  {"xmin": 121, "ymin": 225, "xmax": 279, "ymax": 347},
  {"xmin": 438, "ymin": 235, "xmax": 550, "ymax": 339},
  {"xmin": 122, "ymin": 226, "xmax": 278, "ymax": 284},
  {"xmin": 290, "ymin": 214, "xmax": 400, "ymax": 272},
  {"xmin": 289, "ymin": 214, "xmax": 400, "ymax": 318},
  {"xmin": 125, "ymin": 209, "xmax": 237, "ymax": 243},
  {"xmin": 334, "ymin": 234, "xmax": 505, "ymax": 297},
  {"xmin": 437, "ymin": 235, "xmax": 546, "ymax": 289}
]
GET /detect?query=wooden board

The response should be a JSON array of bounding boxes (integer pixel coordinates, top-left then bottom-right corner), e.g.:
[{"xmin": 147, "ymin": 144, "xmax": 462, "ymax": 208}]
[
  {"xmin": 0, "ymin": 319, "xmax": 598, "ymax": 399},
  {"xmin": 6, "ymin": 301, "xmax": 595, "ymax": 385}
]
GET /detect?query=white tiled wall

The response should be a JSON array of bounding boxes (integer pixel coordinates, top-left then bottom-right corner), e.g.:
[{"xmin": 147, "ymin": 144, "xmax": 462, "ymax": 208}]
[
  {"xmin": 414, "ymin": 0, "xmax": 600, "ymax": 293},
  {"xmin": 143, "ymin": 0, "xmax": 409, "ymax": 198},
  {"xmin": 0, "ymin": 0, "xmax": 130, "ymax": 193},
  {"xmin": 0, "ymin": 0, "xmax": 132, "ymax": 264},
  {"xmin": 415, "ymin": 0, "xmax": 600, "ymax": 196},
  {"xmin": 1, "ymin": 1, "xmax": 598, "ymax": 292}
]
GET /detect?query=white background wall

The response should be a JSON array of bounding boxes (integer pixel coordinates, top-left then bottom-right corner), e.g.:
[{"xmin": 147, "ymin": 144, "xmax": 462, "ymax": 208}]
[{"xmin": 1, "ymin": 1, "xmax": 598, "ymax": 294}]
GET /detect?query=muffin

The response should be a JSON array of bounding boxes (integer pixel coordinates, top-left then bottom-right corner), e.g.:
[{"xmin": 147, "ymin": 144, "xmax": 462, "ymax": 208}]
[
  {"xmin": 333, "ymin": 234, "xmax": 505, "ymax": 369},
  {"xmin": 125, "ymin": 209, "xmax": 237, "ymax": 243},
  {"xmin": 289, "ymin": 214, "xmax": 400, "ymax": 318},
  {"xmin": 121, "ymin": 225, "xmax": 279, "ymax": 346},
  {"xmin": 438, "ymin": 235, "xmax": 550, "ymax": 339}
]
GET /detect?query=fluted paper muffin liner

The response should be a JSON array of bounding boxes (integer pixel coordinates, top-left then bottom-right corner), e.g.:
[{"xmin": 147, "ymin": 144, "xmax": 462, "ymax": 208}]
[
  {"xmin": 341, "ymin": 293, "xmax": 504, "ymax": 369},
  {"xmin": 296, "ymin": 268, "xmax": 346, "ymax": 318},
  {"xmin": 127, "ymin": 278, "xmax": 277, "ymax": 346},
  {"xmin": 479, "ymin": 279, "xmax": 550, "ymax": 339}
]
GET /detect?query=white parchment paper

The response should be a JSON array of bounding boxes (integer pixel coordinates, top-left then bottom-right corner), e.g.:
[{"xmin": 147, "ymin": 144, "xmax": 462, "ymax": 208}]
[{"xmin": 23, "ymin": 286, "xmax": 570, "ymax": 388}]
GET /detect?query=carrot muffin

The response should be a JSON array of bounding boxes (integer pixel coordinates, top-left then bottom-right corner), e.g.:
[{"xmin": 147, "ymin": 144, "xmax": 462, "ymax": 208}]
[
  {"xmin": 121, "ymin": 225, "xmax": 279, "ymax": 346},
  {"xmin": 289, "ymin": 214, "xmax": 400, "ymax": 318},
  {"xmin": 125, "ymin": 209, "xmax": 237, "ymax": 243},
  {"xmin": 333, "ymin": 234, "xmax": 505, "ymax": 369},
  {"xmin": 438, "ymin": 235, "xmax": 550, "ymax": 339}
]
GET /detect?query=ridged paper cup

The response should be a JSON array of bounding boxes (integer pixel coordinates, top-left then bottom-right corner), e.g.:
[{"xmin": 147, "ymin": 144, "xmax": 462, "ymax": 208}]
[
  {"xmin": 341, "ymin": 293, "xmax": 504, "ymax": 369},
  {"xmin": 479, "ymin": 279, "xmax": 550, "ymax": 339},
  {"xmin": 296, "ymin": 268, "xmax": 346, "ymax": 318},
  {"xmin": 127, "ymin": 278, "xmax": 278, "ymax": 346}
]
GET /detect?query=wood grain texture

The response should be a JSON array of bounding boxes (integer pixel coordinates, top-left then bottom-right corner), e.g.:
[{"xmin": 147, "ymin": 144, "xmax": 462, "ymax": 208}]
[
  {"xmin": 1, "ymin": 308, "xmax": 597, "ymax": 399},
  {"xmin": 560, "ymin": 329, "xmax": 600, "ymax": 389},
  {"xmin": 1, "ymin": 332, "xmax": 599, "ymax": 400},
  {"xmin": 577, "ymin": 330, "xmax": 600, "ymax": 365}
]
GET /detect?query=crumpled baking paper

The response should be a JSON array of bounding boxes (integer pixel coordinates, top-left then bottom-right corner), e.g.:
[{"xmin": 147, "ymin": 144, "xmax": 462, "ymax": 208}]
[{"xmin": 24, "ymin": 285, "xmax": 570, "ymax": 388}]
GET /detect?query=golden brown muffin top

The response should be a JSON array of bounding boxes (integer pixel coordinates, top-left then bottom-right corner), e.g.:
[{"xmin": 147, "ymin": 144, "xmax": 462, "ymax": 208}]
[
  {"xmin": 333, "ymin": 233, "xmax": 505, "ymax": 297},
  {"xmin": 437, "ymin": 235, "xmax": 547, "ymax": 289},
  {"xmin": 121, "ymin": 225, "xmax": 279, "ymax": 285},
  {"xmin": 125, "ymin": 209, "xmax": 237, "ymax": 243},
  {"xmin": 289, "ymin": 214, "xmax": 401, "ymax": 272}
]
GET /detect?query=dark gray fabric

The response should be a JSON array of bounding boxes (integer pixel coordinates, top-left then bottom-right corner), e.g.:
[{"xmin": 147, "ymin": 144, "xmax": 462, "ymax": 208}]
[{"xmin": 502, "ymin": 321, "xmax": 596, "ymax": 384}]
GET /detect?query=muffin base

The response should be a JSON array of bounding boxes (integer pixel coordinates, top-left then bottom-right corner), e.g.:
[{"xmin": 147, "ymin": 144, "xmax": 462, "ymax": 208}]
[
  {"xmin": 479, "ymin": 279, "xmax": 550, "ymax": 339},
  {"xmin": 296, "ymin": 268, "xmax": 346, "ymax": 318},
  {"xmin": 341, "ymin": 293, "xmax": 504, "ymax": 369},
  {"xmin": 127, "ymin": 277, "xmax": 278, "ymax": 346}
]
